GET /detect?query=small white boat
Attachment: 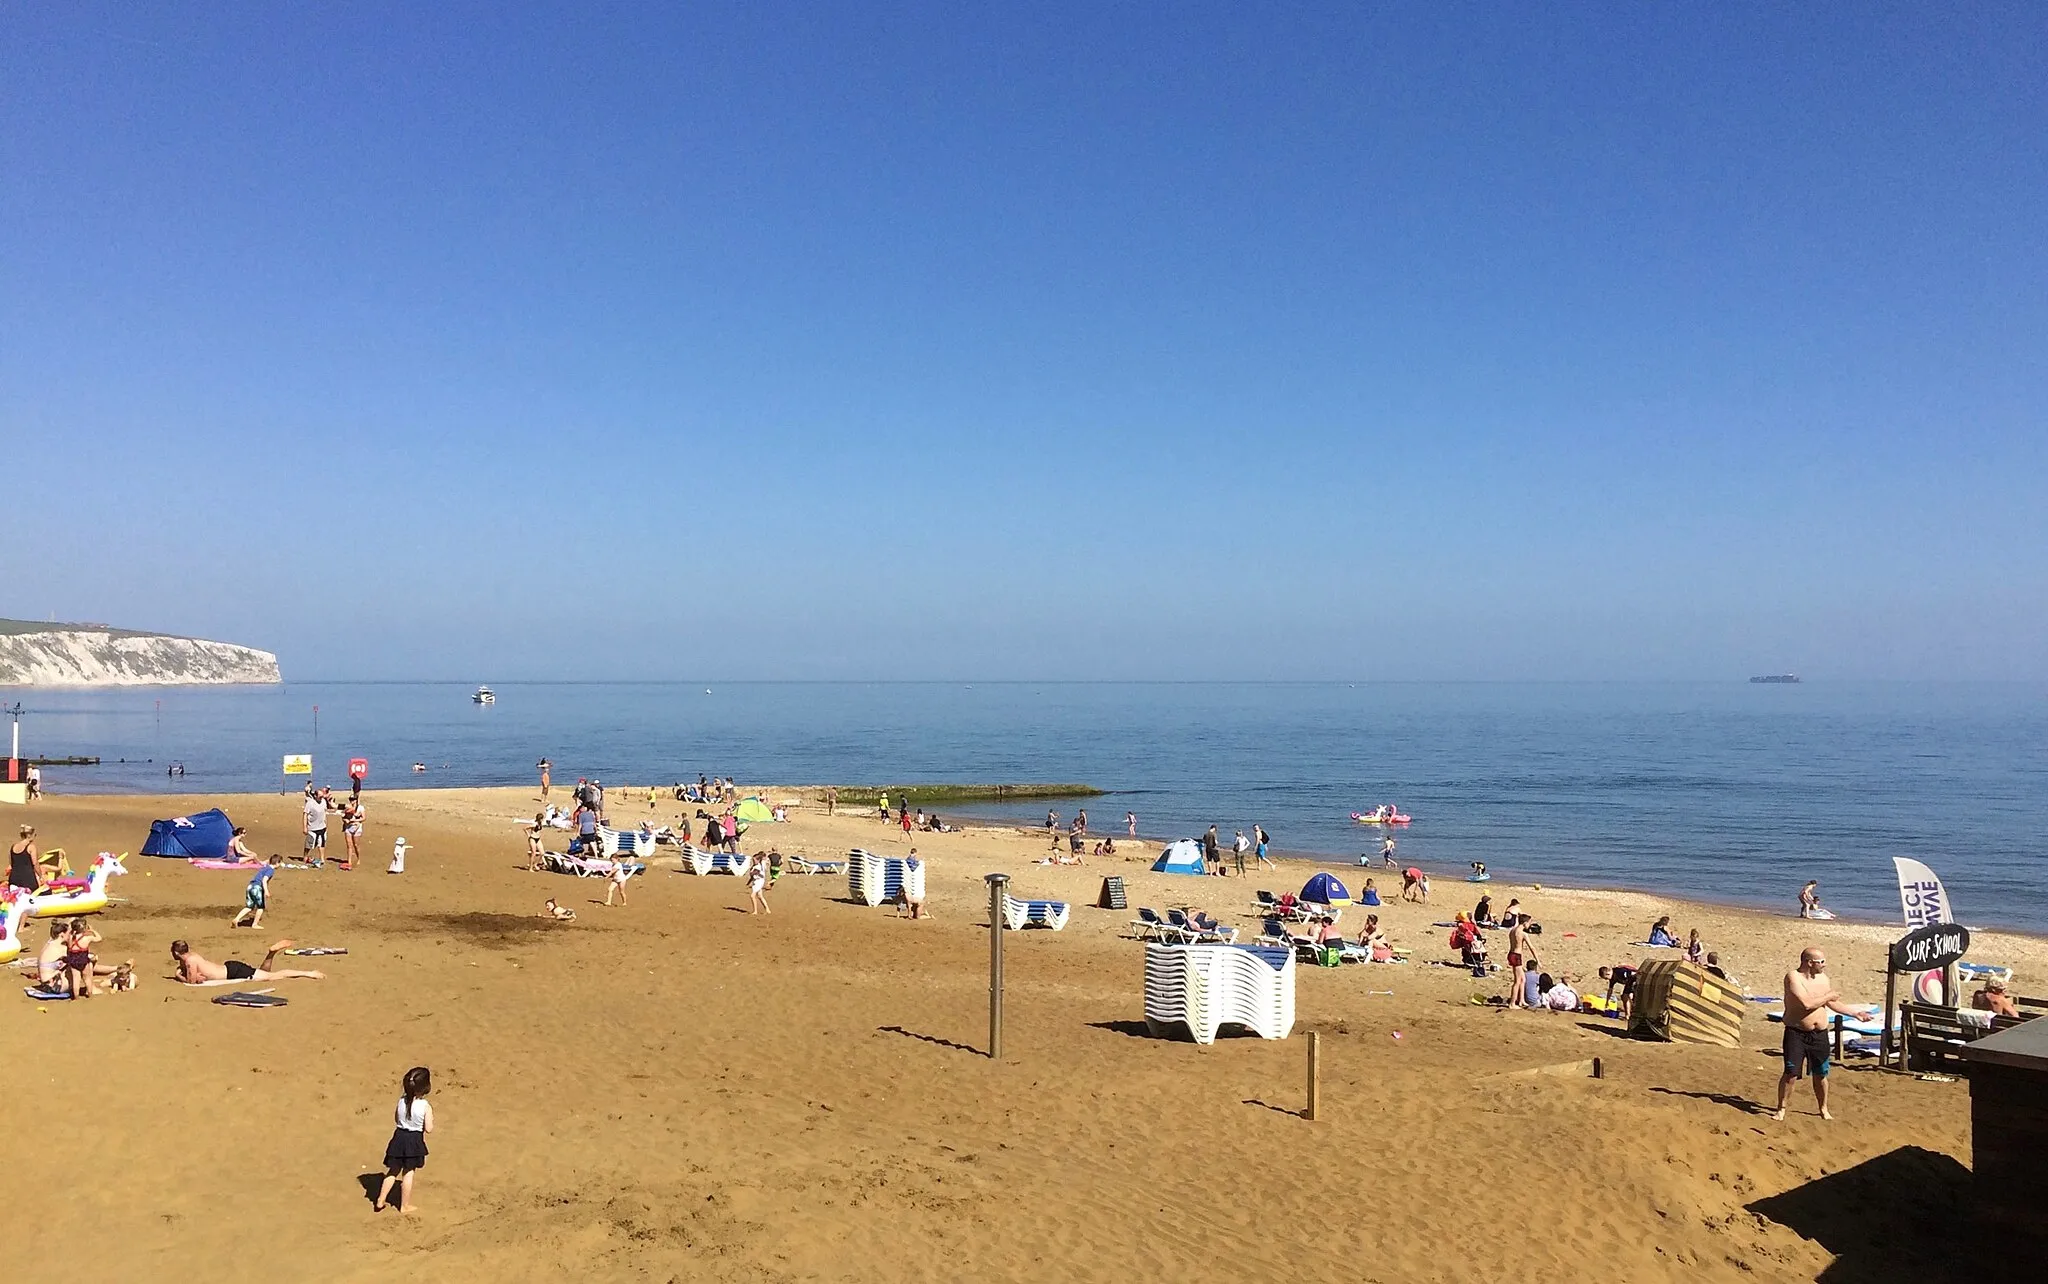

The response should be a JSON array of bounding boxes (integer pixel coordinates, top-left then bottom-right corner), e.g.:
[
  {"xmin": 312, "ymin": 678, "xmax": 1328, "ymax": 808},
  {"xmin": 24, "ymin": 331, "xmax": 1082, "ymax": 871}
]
[{"xmin": 472, "ymin": 686, "xmax": 496, "ymax": 705}]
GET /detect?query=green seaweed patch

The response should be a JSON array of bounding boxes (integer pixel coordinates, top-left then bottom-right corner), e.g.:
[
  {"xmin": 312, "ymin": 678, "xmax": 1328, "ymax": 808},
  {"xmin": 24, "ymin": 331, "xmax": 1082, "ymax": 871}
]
[{"xmin": 829, "ymin": 784, "xmax": 1102, "ymax": 807}]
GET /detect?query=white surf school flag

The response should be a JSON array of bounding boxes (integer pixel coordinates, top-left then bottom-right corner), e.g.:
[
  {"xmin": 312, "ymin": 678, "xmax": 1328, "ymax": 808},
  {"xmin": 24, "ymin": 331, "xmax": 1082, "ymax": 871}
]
[{"xmin": 1893, "ymin": 857, "xmax": 1953, "ymax": 928}]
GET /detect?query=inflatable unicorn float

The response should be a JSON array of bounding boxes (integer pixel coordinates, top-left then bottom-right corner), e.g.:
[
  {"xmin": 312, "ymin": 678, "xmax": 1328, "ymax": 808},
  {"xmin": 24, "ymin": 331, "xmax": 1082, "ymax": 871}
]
[
  {"xmin": 24, "ymin": 852, "xmax": 128, "ymax": 919},
  {"xmin": 0, "ymin": 886, "xmax": 32, "ymax": 965},
  {"xmin": 1350, "ymin": 805, "xmax": 1412, "ymax": 825}
]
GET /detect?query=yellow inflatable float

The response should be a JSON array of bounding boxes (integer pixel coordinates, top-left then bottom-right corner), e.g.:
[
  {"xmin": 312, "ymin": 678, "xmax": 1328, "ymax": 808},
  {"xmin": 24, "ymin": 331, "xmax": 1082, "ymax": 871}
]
[
  {"xmin": 25, "ymin": 852, "xmax": 127, "ymax": 919},
  {"xmin": 0, "ymin": 887, "xmax": 32, "ymax": 964}
]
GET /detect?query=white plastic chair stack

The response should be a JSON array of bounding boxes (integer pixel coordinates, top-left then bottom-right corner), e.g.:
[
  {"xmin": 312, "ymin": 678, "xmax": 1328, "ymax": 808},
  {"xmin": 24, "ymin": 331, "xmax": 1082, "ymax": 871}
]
[
  {"xmin": 1002, "ymin": 893, "xmax": 1071, "ymax": 931},
  {"xmin": 847, "ymin": 850, "xmax": 923, "ymax": 907},
  {"xmin": 1143, "ymin": 943, "xmax": 1295, "ymax": 1045},
  {"xmin": 848, "ymin": 849, "xmax": 883, "ymax": 904},
  {"xmin": 676, "ymin": 844, "xmax": 715, "ymax": 876},
  {"xmin": 601, "ymin": 828, "xmax": 658, "ymax": 861}
]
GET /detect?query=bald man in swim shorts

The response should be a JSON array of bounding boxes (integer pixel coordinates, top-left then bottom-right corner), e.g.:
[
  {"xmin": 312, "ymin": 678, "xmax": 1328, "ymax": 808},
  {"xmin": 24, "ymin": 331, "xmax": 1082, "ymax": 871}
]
[{"xmin": 1773, "ymin": 946, "xmax": 1861, "ymax": 1121}]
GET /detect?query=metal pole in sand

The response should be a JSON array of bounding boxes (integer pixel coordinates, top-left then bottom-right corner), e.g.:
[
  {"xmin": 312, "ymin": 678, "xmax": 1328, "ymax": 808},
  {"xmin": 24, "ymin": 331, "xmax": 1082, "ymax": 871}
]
[
  {"xmin": 1306, "ymin": 1030, "xmax": 1321, "ymax": 1121},
  {"xmin": 986, "ymin": 873, "xmax": 1009, "ymax": 1060},
  {"xmin": 1882, "ymin": 967, "xmax": 1898, "ymax": 1070}
]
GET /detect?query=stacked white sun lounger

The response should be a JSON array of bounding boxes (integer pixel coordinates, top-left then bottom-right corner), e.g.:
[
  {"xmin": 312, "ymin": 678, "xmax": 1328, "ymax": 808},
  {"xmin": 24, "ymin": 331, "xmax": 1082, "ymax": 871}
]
[
  {"xmin": 1002, "ymin": 892, "xmax": 1071, "ymax": 931},
  {"xmin": 599, "ymin": 827, "xmax": 661, "ymax": 861},
  {"xmin": 847, "ymin": 849, "xmax": 924, "ymax": 907},
  {"xmin": 1143, "ymin": 943, "xmax": 1296, "ymax": 1045},
  {"xmin": 675, "ymin": 843, "xmax": 750, "ymax": 875}
]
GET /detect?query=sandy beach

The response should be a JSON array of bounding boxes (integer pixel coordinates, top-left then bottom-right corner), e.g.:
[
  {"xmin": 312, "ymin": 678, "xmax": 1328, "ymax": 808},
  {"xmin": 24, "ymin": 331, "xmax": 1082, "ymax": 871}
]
[{"xmin": 7, "ymin": 786, "xmax": 2038, "ymax": 1283}]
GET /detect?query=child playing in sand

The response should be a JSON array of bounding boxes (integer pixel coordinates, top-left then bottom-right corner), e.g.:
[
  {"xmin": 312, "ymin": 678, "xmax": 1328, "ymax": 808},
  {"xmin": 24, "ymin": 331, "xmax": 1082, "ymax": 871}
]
[
  {"xmin": 373, "ymin": 1066, "xmax": 434, "ymax": 1214},
  {"xmin": 231, "ymin": 858, "xmax": 277, "ymax": 929},
  {"xmin": 64, "ymin": 917, "xmax": 103, "ymax": 998},
  {"xmin": 603, "ymin": 863, "xmax": 632, "ymax": 907},
  {"xmin": 540, "ymin": 899, "xmax": 576, "ymax": 921}
]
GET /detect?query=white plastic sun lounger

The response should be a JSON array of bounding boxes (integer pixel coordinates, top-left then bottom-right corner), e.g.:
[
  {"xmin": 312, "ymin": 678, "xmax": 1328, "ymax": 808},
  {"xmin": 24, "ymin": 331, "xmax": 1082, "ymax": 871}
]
[
  {"xmin": 847, "ymin": 849, "xmax": 924, "ymax": 907},
  {"xmin": 1143, "ymin": 942, "xmax": 1296, "ymax": 1045},
  {"xmin": 1002, "ymin": 893, "xmax": 1071, "ymax": 931}
]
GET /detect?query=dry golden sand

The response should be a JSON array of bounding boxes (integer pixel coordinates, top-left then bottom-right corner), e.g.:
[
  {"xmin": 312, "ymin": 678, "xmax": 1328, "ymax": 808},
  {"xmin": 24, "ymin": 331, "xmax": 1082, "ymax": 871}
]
[{"xmin": 8, "ymin": 787, "xmax": 2040, "ymax": 1283}]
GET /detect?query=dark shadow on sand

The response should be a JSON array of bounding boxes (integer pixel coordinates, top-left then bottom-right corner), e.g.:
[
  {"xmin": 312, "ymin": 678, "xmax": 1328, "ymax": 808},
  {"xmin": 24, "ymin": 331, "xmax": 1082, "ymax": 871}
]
[
  {"xmin": 1086, "ymin": 1019, "xmax": 1155, "ymax": 1039},
  {"xmin": 1747, "ymin": 1145, "xmax": 1969, "ymax": 1283},
  {"xmin": 413, "ymin": 912, "xmax": 554, "ymax": 949},
  {"xmin": 356, "ymin": 1172, "xmax": 384, "ymax": 1206},
  {"xmin": 877, "ymin": 1025, "xmax": 984, "ymax": 1057},
  {"xmin": 1648, "ymin": 1086, "xmax": 1769, "ymax": 1116},
  {"xmin": 1242, "ymin": 1098, "xmax": 1307, "ymax": 1120},
  {"xmin": 1573, "ymin": 1020, "xmax": 1635, "ymax": 1040}
]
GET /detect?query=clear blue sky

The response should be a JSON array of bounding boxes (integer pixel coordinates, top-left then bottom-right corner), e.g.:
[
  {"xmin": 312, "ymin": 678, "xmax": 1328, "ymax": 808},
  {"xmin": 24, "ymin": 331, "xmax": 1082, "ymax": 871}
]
[{"xmin": 4, "ymin": 3, "xmax": 2043, "ymax": 680}]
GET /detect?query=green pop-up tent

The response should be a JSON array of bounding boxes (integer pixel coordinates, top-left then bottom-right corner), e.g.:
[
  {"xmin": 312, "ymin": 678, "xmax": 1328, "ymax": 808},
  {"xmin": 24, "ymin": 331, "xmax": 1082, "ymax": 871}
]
[{"xmin": 735, "ymin": 798, "xmax": 774, "ymax": 824}]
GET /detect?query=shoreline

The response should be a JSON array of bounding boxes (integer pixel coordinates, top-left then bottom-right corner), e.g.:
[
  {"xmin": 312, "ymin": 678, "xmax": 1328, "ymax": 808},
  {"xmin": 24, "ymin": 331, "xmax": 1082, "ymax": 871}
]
[{"xmin": 28, "ymin": 779, "xmax": 2041, "ymax": 941}]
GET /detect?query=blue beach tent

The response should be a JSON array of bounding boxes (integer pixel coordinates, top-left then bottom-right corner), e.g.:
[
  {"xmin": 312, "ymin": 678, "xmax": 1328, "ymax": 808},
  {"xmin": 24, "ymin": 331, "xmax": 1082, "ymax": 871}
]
[
  {"xmin": 1300, "ymin": 871, "xmax": 1352, "ymax": 906},
  {"xmin": 140, "ymin": 807, "xmax": 235, "ymax": 859},
  {"xmin": 1151, "ymin": 838, "xmax": 1207, "ymax": 875}
]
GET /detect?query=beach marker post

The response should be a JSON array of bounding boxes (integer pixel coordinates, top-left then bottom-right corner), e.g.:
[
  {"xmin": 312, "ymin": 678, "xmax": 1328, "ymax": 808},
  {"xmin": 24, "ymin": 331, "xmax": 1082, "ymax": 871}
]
[
  {"xmin": 1306, "ymin": 1031, "xmax": 1321, "ymax": 1121},
  {"xmin": 985, "ymin": 873, "xmax": 1009, "ymax": 1060}
]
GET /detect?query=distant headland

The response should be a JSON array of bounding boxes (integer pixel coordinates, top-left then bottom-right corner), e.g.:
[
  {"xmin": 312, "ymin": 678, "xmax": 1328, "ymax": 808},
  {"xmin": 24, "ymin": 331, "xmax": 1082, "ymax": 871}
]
[{"xmin": 0, "ymin": 619, "xmax": 281, "ymax": 686}]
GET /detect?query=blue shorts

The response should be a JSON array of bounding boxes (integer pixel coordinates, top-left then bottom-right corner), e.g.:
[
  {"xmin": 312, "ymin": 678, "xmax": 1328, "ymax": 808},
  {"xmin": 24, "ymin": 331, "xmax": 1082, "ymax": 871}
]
[
  {"xmin": 1783, "ymin": 1026, "xmax": 1830, "ymax": 1078},
  {"xmin": 245, "ymin": 886, "xmax": 267, "ymax": 910}
]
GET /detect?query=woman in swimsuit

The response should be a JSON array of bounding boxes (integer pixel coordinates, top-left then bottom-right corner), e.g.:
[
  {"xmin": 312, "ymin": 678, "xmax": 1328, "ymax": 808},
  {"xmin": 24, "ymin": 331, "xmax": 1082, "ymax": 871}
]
[
  {"xmin": 341, "ymin": 800, "xmax": 365, "ymax": 870},
  {"xmin": 225, "ymin": 827, "xmax": 259, "ymax": 865},
  {"xmin": 8, "ymin": 825, "xmax": 41, "ymax": 893},
  {"xmin": 527, "ymin": 817, "xmax": 547, "ymax": 872}
]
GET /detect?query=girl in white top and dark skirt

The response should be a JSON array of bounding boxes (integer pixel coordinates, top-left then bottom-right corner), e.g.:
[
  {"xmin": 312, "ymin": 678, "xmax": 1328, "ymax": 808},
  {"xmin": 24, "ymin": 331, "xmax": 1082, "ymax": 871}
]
[{"xmin": 374, "ymin": 1066, "xmax": 435, "ymax": 1213}]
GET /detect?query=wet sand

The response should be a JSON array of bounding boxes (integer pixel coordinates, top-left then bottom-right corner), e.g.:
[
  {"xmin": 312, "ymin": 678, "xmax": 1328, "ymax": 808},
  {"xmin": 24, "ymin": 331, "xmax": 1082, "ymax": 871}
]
[{"xmin": 6, "ymin": 786, "xmax": 2039, "ymax": 1282}]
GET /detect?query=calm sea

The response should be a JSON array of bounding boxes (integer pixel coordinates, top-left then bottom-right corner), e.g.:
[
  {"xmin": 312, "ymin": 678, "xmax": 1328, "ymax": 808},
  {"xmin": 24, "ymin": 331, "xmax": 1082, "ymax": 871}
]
[{"xmin": 10, "ymin": 681, "xmax": 2044, "ymax": 931}]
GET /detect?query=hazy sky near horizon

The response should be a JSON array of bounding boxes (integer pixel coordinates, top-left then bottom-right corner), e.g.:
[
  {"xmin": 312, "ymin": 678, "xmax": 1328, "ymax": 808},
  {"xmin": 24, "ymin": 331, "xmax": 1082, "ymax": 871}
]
[{"xmin": 4, "ymin": 3, "xmax": 2044, "ymax": 681}]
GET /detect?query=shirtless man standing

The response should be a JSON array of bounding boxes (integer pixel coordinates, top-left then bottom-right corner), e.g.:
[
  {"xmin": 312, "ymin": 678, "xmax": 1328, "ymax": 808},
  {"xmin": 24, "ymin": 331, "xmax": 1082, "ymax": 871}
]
[
  {"xmin": 170, "ymin": 939, "xmax": 325, "ymax": 984},
  {"xmin": 1773, "ymin": 946, "xmax": 1861, "ymax": 1121}
]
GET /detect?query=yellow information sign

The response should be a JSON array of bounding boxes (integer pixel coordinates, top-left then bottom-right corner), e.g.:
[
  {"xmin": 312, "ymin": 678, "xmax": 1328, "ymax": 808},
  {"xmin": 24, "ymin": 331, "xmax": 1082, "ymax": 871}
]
[{"xmin": 282, "ymin": 754, "xmax": 314, "ymax": 775}]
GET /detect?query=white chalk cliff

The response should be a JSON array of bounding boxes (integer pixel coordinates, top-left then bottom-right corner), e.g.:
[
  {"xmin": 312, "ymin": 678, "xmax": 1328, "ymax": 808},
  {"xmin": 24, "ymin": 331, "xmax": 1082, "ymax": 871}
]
[{"xmin": 0, "ymin": 625, "xmax": 282, "ymax": 686}]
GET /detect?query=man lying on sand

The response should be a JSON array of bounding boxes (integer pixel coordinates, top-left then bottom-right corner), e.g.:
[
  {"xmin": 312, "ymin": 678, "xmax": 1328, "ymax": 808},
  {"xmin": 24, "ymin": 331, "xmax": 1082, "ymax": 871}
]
[{"xmin": 170, "ymin": 938, "xmax": 325, "ymax": 984}]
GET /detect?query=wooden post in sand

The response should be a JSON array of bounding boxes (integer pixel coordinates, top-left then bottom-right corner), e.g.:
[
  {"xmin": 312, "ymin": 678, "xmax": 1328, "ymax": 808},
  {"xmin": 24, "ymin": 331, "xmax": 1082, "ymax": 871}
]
[
  {"xmin": 1306, "ymin": 1031, "xmax": 1321, "ymax": 1121},
  {"xmin": 986, "ymin": 873, "xmax": 1009, "ymax": 1061}
]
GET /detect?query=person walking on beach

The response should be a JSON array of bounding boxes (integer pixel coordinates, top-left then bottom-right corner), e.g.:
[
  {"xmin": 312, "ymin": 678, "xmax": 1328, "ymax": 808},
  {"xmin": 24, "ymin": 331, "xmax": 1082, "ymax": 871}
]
[
  {"xmin": 825, "ymin": 786, "xmax": 837, "ymax": 816},
  {"xmin": 1253, "ymin": 825, "xmax": 1276, "ymax": 870},
  {"xmin": 1232, "ymin": 830, "xmax": 1250, "ymax": 878},
  {"xmin": 537, "ymin": 759, "xmax": 551, "ymax": 802},
  {"xmin": 526, "ymin": 816, "xmax": 547, "ymax": 872},
  {"xmin": 1379, "ymin": 835, "xmax": 1398, "ymax": 869},
  {"xmin": 1076, "ymin": 809, "xmax": 1088, "ymax": 835},
  {"xmin": 231, "ymin": 858, "xmax": 277, "ymax": 929},
  {"xmin": 1125, "ymin": 811, "xmax": 1136, "ymax": 838},
  {"xmin": 1773, "ymin": 947, "xmax": 1861, "ymax": 1121},
  {"xmin": 745, "ymin": 851, "xmax": 771, "ymax": 915},
  {"xmin": 1203, "ymin": 825, "xmax": 1222, "ymax": 876},
  {"xmin": 373, "ymin": 1067, "xmax": 434, "ymax": 1214},
  {"xmin": 303, "ymin": 788, "xmax": 329, "ymax": 861},
  {"xmin": 340, "ymin": 797, "xmax": 364, "ymax": 870}
]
